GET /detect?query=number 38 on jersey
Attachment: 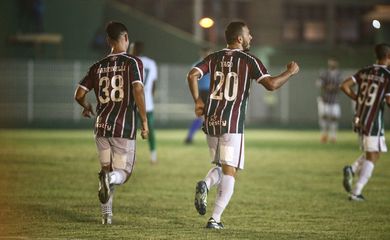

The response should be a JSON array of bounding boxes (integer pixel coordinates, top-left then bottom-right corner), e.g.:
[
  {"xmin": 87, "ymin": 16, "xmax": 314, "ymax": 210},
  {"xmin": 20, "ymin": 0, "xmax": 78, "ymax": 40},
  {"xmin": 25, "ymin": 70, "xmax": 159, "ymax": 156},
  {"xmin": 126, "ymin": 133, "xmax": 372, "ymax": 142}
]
[
  {"xmin": 98, "ymin": 75, "xmax": 124, "ymax": 104},
  {"xmin": 210, "ymin": 71, "xmax": 239, "ymax": 101}
]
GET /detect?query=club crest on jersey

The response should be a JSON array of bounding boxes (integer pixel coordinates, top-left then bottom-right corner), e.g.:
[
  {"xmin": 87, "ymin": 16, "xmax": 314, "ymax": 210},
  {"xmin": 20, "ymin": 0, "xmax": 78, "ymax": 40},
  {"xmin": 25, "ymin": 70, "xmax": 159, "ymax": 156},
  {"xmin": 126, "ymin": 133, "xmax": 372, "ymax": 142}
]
[{"xmin": 208, "ymin": 115, "xmax": 227, "ymax": 127}]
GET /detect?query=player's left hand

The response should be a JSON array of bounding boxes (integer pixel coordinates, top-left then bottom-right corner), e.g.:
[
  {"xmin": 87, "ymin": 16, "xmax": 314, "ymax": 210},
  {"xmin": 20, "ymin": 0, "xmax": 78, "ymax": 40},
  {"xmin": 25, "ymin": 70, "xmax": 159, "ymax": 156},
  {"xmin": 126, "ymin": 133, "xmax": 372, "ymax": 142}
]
[
  {"xmin": 141, "ymin": 121, "xmax": 149, "ymax": 139},
  {"xmin": 195, "ymin": 98, "xmax": 205, "ymax": 117},
  {"xmin": 82, "ymin": 103, "xmax": 95, "ymax": 118}
]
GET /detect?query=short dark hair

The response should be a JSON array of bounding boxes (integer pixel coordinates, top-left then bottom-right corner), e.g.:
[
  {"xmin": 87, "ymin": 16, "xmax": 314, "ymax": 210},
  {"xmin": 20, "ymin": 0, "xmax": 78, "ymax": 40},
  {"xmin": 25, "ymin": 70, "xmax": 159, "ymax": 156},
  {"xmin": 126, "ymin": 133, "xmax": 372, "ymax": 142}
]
[
  {"xmin": 131, "ymin": 41, "xmax": 144, "ymax": 55},
  {"xmin": 225, "ymin": 21, "xmax": 246, "ymax": 45},
  {"xmin": 375, "ymin": 43, "xmax": 390, "ymax": 60},
  {"xmin": 106, "ymin": 21, "xmax": 128, "ymax": 41}
]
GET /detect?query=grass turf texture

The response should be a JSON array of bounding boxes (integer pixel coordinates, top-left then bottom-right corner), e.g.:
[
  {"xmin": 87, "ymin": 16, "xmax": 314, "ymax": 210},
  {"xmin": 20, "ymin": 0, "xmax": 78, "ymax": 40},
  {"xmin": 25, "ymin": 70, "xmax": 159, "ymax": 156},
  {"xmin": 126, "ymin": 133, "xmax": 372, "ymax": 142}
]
[{"xmin": 0, "ymin": 129, "xmax": 389, "ymax": 239}]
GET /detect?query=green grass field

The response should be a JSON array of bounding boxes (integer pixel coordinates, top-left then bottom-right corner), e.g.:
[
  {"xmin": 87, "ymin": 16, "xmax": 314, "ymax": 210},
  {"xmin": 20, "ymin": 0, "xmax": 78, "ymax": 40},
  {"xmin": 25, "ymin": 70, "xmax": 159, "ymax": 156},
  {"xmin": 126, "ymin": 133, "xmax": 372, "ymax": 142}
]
[{"xmin": 0, "ymin": 129, "xmax": 389, "ymax": 239}]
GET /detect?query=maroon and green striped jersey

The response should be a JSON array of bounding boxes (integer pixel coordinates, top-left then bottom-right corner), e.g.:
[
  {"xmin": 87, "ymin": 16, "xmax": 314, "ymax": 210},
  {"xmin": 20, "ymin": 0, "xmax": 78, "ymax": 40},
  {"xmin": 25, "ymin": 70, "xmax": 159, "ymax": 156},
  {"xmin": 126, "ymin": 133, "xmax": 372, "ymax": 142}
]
[
  {"xmin": 352, "ymin": 64, "xmax": 390, "ymax": 136},
  {"xmin": 79, "ymin": 52, "xmax": 144, "ymax": 139},
  {"xmin": 319, "ymin": 69, "xmax": 342, "ymax": 104},
  {"xmin": 194, "ymin": 48, "xmax": 270, "ymax": 135}
]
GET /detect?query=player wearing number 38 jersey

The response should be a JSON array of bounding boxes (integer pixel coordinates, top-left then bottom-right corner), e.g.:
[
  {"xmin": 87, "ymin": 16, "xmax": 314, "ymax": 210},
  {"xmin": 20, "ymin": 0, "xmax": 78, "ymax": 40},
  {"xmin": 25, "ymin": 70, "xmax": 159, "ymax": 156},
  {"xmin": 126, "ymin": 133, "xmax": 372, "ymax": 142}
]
[
  {"xmin": 340, "ymin": 43, "xmax": 390, "ymax": 202},
  {"xmin": 74, "ymin": 21, "xmax": 148, "ymax": 225},
  {"xmin": 188, "ymin": 21, "xmax": 299, "ymax": 229},
  {"xmin": 80, "ymin": 45, "xmax": 144, "ymax": 139}
]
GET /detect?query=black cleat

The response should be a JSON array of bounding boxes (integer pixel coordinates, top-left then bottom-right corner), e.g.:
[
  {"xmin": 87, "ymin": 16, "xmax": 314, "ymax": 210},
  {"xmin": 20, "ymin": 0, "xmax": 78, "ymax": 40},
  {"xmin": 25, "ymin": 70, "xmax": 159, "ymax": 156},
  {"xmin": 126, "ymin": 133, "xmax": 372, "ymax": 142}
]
[
  {"xmin": 194, "ymin": 181, "xmax": 208, "ymax": 215},
  {"xmin": 98, "ymin": 170, "xmax": 111, "ymax": 204},
  {"xmin": 343, "ymin": 165, "xmax": 354, "ymax": 193},
  {"xmin": 206, "ymin": 218, "xmax": 224, "ymax": 229}
]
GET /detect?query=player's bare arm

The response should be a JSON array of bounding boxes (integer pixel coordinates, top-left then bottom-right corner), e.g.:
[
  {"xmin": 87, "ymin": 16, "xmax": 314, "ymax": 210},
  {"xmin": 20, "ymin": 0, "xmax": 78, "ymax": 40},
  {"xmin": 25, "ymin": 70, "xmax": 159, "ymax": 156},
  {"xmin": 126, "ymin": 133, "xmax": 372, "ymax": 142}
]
[
  {"xmin": 74, "ymin": 87, "xmax": 95, "ymax": 118},
  {"xmin": 133, "ymin": 82, "xmax": 149, "ymax": 139},
  {"xmin": 340, "ymin": 77, "xmax": 357, "ymax": 101},
  {"xmin": 260, "ymin": 61, "xmax": 299, "ymax": 91},
  {"xmin": 187, "ymin": 68, "xmax": 205, "ymax": 117}
]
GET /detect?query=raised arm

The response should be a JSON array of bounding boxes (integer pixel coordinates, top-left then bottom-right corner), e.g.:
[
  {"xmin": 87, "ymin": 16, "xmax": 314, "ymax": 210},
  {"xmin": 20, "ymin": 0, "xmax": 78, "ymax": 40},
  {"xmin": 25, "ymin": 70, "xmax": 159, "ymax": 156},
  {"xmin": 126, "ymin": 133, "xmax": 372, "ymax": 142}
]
[
  {"xmin": 74, "ymin": 86, "xmax": 94, "ymax": 118},
  {"xmin": 133, "ymin": 82, "xmax": 149, "ymax": 139},
  {"xmin": 340, "ymin": 77, "xmax": 357, "ymax": 101},
  {"xmin": 260, "ymin": 61, "xmax": 299, "ymax": 91}
]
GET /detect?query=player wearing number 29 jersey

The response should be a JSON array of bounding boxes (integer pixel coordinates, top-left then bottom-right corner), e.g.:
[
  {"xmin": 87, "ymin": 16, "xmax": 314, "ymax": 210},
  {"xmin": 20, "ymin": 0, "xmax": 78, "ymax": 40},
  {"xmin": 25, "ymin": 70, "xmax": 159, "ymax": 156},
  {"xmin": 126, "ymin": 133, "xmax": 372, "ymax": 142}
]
[
  {"xmin": 352, "ymin": 64, "xmax": 390, "ymax": 136},
  {"xmin": 79, "ymin": 53, "xmax": 144, "ymax": 139},
  {"xmin": 194, "ymin": 49, "xmax": 270, "ymax": 135}
]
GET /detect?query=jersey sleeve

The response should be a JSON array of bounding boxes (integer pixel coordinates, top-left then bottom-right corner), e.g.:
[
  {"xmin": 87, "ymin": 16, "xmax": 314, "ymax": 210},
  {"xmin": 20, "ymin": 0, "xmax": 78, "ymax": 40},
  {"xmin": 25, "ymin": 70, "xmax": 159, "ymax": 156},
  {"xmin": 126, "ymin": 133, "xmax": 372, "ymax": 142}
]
[
  {"xmin": 351, "ymin": 69, "xmax": 363, "ymax": 84},
  {"xmin": 193, "ymin": 56, "xmax": 210, "ymax": 79},
  {"xmin": 131, "ymin": 57, "xmax": 144, "ymax": 85},
  {"xmin": 250, "ymin": 56, "xmax": 270, "ymax": 83},
  {"xmin": 78, "ymin": 66, "xmax": 94, "ymax": 91}
]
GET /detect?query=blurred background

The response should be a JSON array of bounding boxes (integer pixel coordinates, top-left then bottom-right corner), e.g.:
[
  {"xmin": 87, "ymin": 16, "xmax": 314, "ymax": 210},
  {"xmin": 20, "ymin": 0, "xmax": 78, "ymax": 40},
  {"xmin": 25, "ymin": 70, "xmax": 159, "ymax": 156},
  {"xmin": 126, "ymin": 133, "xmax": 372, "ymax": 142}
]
[{"xmin": 0, "ymin": 0, "xmax": 389, "ymax": 128}]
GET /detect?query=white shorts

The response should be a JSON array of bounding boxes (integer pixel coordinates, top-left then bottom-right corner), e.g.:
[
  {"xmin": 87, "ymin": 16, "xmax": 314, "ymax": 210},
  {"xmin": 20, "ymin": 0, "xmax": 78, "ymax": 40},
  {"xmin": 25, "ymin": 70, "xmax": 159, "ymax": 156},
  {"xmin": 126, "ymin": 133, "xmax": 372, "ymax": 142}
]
[
  {"xmin": 207, "ymin": 134, "xmax": 245, "ymax": 170},
  {"xmin": 359, "ymin": 135, "xmax": 387, "ymax": 152},
  {"xmin": 317, "ymin": 98, "xmax": 340, "ymax": 119},
  {"xmin": 95, "ymin": 137, "xmax": 136, "ymax": 174}
]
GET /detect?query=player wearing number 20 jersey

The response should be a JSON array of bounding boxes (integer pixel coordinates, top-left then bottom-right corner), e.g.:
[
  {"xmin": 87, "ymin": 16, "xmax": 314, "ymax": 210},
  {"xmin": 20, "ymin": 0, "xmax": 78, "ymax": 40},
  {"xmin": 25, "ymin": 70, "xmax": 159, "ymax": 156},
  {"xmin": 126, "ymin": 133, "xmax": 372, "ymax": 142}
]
[
  {"xmin": 194, "ymin": 49, "xmax": 270, "ymax": 135},
  {"xmin": 352, "ymin": 64, "xmax": 390, "ymax": 136},
  {"xmin": 79, "ymin": 52, "xmax": 144, "ymax": 139}
]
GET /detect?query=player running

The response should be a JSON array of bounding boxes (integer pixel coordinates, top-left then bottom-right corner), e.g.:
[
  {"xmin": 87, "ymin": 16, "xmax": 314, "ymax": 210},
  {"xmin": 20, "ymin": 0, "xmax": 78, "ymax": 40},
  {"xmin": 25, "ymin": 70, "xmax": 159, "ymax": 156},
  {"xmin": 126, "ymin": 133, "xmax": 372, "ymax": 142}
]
[
  {"xmin": 187, "ymin": 21, "xmax": 299, "ymax": 229},
  {"xmin": 74, "ymin": 21, "xmax": 148, "ymax": 224},
  {"xmin": 340, "ymin": 43, "xmax": 390, "ymax": 201}
]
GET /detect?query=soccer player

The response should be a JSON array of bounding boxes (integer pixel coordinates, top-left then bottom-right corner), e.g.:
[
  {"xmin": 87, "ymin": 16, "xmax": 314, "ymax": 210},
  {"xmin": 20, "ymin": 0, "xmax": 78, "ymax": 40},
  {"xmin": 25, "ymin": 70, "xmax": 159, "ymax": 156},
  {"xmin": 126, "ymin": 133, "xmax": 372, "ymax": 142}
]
[
  {"xmin": 187, "ymin": 21, "xmax": 299, "ymax": 229},
  {"xmin": 184, "ymin": 47, "xmax": 212, "ymax": 144},
  {"xmin": 340, "ymin": 43, "xmax": 390, "ymax": 201},
  {"xmin": 129, "ymin": 41, "xmax": 158, "ymax": 163},
  {"xmin": 317, "ymin": 58, "xmax": 342, "ymax": 143},
  {"xmin": 74, "ymin": 21, "xmax": 148, "ymax": 224}
]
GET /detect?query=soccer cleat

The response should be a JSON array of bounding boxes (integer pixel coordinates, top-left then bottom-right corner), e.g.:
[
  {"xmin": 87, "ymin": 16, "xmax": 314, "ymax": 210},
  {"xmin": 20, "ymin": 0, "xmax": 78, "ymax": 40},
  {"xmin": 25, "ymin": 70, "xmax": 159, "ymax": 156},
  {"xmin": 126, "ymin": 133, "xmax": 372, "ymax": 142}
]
[
  {"xmin": 194, "ymin": 181, "xmax": 208, "ymax": 215},
  {"xmin": 206, "ymin": 218, "xmax": 224, "ymax": 229},
  {"xmin": 349, "ymin": 194, "xmax": 365, "ymax": 201},
  {"xmin": 102, "ymin": 213, "xmax": 112, "ymax": 225},
  {"xmin": 98, "ymin": 170, "xmax": 111, "ymax": 204},
  {"xmin": 342, "ymin": 165, "xmax": 354, "ymax": 193}
]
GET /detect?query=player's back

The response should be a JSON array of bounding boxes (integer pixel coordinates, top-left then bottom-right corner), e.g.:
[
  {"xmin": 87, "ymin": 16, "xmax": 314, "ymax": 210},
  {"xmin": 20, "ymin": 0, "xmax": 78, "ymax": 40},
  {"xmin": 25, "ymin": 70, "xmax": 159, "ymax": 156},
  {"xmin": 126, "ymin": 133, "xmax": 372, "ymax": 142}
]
[
  {"xmin": 354, "ymin": 64, "xmax": 390, "ymax": 135},
  {"xmin": 195, "ymin": 49, "xmax": 269, "ymax": 135},
  {"xmin": 81, "ymin": 52, "xmax": 143, "ymax": 139}
]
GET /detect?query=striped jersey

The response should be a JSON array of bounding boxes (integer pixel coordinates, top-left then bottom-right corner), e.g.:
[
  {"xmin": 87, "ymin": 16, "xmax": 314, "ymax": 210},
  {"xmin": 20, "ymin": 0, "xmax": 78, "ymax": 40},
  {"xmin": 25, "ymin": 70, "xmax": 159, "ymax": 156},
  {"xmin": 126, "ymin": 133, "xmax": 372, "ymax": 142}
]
[
  {"xmin": 318, "ymin": 69, "xmax": 342, "ymax": 104},
  {"xmin": 194, "ymin": 48, "xmax": 270, "ymax": 135},
  {"xmin": 352, "ymin": 64, "xmax": 390, "ymax": 136},
  {"xmin": 79, "ymin": 52, "xmax": 144, "ymax": 139}
]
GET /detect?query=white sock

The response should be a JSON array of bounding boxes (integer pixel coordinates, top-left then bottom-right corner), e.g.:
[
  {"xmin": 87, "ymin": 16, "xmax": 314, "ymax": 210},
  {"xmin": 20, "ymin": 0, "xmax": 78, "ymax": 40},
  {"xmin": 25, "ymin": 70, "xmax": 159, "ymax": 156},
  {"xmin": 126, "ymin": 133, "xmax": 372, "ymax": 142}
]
[
  {"xmin": 151, "ymin": 150, "xmax": 157, "ymax": 163},
  {"xmin": 329, "ymin": 121, "xmax": 338, "ymax": 139},
  {"xmin": 353, "ymin": 160, "xmax": 374, "ymax": 196},
  {"xmin": 319, "ymin": 118, "xmax": 327, "ymax": 134},
  {"xmin": 109, "ymin": 170, "xmax": 127, "ymax": 185},
  {"xmin": 351, "ymin": 154, "xmax": 365, "ymax": 174},
  {"xmin": 204, "ymin": 166, "xmax": 222, "ymax": 190},
  {"xmin": 212, "ymin": 174, "xmax": 235, "ymax": 222}
]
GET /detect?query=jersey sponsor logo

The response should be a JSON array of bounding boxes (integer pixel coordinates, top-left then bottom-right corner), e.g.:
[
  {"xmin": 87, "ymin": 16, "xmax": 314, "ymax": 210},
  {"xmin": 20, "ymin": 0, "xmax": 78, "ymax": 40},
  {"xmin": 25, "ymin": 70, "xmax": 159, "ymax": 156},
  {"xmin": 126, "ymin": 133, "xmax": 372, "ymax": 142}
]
[
  {"xmin": 95, "ymin": 116, "xmax": 112, "ymax": 132},
  {"xmin": 208, "ymin": 115, "xmax": 227, "ymax": 127}
]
